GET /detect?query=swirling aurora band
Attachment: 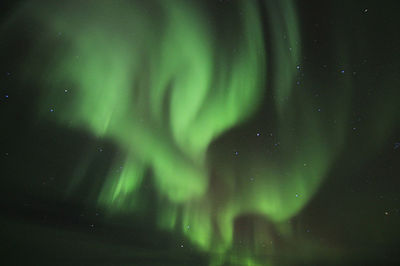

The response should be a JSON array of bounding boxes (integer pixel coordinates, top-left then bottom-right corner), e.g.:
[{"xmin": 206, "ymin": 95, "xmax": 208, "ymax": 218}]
[{"xmin": 3, "ymin": 0, "xmax": 398, "ymax": 265}]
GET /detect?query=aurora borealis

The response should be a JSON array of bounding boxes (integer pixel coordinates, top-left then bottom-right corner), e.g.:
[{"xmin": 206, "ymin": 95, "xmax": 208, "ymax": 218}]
[{"xmin": 1, "ymin": 0, "xmax": 400, "ymax": 265}]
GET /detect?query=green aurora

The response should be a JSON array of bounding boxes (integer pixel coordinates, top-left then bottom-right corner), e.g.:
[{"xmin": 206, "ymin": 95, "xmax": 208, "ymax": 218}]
[{"xmin": 2, "ymin": 0, "xmax": 399, "ymax": 265}]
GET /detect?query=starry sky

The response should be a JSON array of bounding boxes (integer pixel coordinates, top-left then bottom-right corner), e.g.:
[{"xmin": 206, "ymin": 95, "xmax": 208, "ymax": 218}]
[{"xmin": 1, "ymin": 0, "xmax": 400, "ymax": 265}]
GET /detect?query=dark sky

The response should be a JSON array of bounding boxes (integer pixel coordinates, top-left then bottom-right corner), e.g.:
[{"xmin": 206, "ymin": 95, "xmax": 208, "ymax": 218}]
[{"xmin": 1, "ymin": 0, "xmax": 400, "ymax": 265}]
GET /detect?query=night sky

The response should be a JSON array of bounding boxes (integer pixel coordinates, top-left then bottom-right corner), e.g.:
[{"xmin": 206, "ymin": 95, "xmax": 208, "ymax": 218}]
[{"xmin": 1, "ymin": 0, "xmax": 400, "ymax": 265}]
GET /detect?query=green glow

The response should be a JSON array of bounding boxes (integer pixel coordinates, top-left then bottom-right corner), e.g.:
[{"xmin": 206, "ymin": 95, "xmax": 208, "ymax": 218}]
[
  {"xmin": 99, "ymin": 153, "xmax": 145, "ymax": 211},
  {"xmin": 5, "ymin": 0, "xmax": 397, "ymax": 265}
]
